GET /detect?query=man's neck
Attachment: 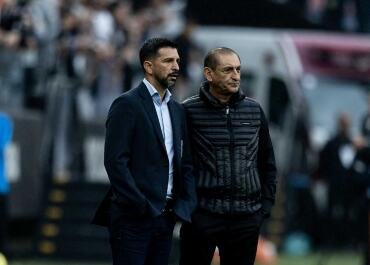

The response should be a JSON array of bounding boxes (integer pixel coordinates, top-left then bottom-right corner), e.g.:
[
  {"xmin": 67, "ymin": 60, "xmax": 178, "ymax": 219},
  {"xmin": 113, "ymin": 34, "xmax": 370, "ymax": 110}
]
[
  {"xmin": 146, "ymin": 76, "xmax": 166, "ymax": 100},
  {"xmin": 209, "ymin": 87, "xmax": 232, "ymax": 104}
]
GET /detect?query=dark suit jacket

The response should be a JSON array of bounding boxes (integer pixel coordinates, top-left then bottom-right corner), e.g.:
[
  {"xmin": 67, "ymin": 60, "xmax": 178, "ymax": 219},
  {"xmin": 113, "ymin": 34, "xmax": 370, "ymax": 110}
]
[{"xmin": 92, "ymin": 82, "xmax": 196, "ymax": 226}]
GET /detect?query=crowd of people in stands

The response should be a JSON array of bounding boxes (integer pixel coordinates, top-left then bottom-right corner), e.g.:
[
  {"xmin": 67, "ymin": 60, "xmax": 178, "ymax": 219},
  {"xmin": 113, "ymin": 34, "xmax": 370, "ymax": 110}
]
[{"xmin": 0, "ymin": 0, "xmax": 202, "ymax": 116}]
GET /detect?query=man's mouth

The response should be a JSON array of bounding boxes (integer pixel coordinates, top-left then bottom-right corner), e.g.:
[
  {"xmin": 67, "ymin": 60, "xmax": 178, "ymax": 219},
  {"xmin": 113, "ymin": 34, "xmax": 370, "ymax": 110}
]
[{"xmin": 169, "ymin": 72, "xmax": 179, "ymax": 78}]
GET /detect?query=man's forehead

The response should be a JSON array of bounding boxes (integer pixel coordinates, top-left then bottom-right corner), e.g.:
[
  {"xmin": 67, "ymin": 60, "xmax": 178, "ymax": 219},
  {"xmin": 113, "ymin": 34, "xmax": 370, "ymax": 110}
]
[
  {"xmin": 217, "ymin": 55, "xmax": 241, "ymax": 67},
  {"xmin": 157, "ymin": 47, "xmax": 179, "ymax": 57}
]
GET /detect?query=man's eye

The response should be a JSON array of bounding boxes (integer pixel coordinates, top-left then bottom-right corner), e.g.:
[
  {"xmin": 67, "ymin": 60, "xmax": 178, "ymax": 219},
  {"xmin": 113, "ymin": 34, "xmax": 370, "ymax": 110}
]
[{"xmin": 222, "ymin": 67, "xmax": 240, "ymax": 74}]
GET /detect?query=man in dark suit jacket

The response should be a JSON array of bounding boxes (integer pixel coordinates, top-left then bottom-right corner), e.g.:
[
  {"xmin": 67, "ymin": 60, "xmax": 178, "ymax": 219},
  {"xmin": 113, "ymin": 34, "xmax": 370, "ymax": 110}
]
[{"xmin": 92, "ymin": 38, "xmax": 196, "ymax": 265}]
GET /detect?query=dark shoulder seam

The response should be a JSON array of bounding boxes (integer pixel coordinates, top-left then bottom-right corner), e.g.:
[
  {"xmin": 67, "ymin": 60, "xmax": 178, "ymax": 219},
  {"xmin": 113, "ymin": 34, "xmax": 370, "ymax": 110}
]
[
  {"xmin": 182, "ymin": 95, "xmax": 200, "ymax": 105},
  {"xmin": 242, "ymin": 96, "xmax": 261, "ymax": 107}
]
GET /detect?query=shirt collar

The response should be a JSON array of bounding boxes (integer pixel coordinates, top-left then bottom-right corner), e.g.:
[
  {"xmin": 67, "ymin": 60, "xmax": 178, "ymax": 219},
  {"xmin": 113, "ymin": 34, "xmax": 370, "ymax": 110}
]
[{"xmin": 143, "ymin": 78, "xmax": 172, "ymax": 104}]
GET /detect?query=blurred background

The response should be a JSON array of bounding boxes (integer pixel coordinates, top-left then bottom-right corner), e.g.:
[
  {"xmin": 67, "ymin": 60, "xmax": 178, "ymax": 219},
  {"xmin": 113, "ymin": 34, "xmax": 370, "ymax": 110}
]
[{"xmin": 0, "ymin": 0, "xmax": 369, "ymax": 264}]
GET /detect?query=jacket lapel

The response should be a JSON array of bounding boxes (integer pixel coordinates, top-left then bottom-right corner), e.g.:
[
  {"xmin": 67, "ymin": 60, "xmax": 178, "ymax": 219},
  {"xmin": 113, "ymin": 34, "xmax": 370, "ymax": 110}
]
[
  {"xmin": 168, "ymin": 100, "xmax": 181, "ymax": 172},
  {"xmin": 138, "ymin": 83, "xmax": 166, "ymax": 151}
]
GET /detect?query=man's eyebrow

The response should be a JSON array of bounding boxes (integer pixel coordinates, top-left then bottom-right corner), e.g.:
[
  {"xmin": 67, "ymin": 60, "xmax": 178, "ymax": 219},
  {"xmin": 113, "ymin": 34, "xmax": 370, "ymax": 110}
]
[
  {"xmin": 220, "ymin": 65, "xmax": 241, "ymax": 69},
  {"xmin": 162, "ymin": 56, "xmax": 180, "ymax": 61}
]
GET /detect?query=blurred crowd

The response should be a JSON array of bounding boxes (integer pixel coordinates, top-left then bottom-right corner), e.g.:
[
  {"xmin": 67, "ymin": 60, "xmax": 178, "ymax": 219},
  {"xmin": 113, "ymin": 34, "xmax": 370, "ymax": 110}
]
[
  {"xmin": 285, "ymin": 104, "xmax": 370, "ymax": 262},
  {"xmin": 0, "ymin": 0, "xmax": 203, "ymax": 117},
  {"xmin": 0, "ymin": 0, "xmax": 368, "ymax": 116},
  {"xmin": 0, "ymin": 0, "xmax": 368, "ymax": 108}
]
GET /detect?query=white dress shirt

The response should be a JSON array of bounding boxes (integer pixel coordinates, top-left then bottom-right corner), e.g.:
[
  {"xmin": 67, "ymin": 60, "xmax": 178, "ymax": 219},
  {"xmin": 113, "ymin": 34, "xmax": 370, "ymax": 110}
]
[{"xmin": 143, "ymin": 78, "xmax": 174, "ymax": 198}]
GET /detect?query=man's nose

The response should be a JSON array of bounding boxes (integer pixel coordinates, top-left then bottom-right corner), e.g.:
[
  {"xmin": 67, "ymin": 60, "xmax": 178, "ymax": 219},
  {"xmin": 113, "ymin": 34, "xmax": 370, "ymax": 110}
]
[
  {"xmin": 231, "ymin": 69, "xmax": 240, "ymax": 79},
  {"xmin": 173, "ymin": 61, "xmax": 180, "ymax": 71}
]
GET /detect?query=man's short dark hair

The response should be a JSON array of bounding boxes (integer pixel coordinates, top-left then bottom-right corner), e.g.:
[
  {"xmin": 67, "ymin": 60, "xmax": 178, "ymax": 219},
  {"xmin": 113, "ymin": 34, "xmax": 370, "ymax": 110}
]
[
  {"xmin": 204, "ymin": 47, "xmax": 240, "ymax": 69},
  {"xmin": 139, "ymin": 38, "xmax": 178, "ymax": 72}
]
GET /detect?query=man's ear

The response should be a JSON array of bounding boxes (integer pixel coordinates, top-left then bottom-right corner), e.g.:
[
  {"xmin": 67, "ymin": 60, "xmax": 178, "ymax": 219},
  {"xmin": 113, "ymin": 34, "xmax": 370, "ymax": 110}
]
[
  {"xmin": 143, "ymin": 60, "xmax": 153, "ymax": 75},
  {"xmin": 204, "ymin": 67, "xmax": 213, "ymax": 82}
]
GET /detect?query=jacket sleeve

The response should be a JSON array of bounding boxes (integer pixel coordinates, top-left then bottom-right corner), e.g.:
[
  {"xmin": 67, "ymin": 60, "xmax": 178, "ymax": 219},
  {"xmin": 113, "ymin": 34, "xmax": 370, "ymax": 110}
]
[
  {"xmin": 257, "ymin": 107, "xmax": 277, "ymax": 218},
  {"xmin": 104, "ymin": 97, "xmax": 147, "ymax": 213},
  {"xmin": 180, "ymin": 109, "xmax": 197, "ymax": 216}
]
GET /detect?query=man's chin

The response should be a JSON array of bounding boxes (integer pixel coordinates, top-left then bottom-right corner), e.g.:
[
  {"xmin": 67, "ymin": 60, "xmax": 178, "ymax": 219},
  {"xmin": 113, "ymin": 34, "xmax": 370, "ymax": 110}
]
[
  {"xmin": 225, "ymin": 86, "xmax": 239, "ymax": 94},
  {"xmin": 167, "ymin": 80, "xmax": 177, "ymax": 88}
]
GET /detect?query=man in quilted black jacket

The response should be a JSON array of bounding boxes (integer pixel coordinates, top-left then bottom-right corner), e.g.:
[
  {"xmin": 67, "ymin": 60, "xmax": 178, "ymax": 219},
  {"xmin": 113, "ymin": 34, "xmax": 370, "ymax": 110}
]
[{"xmin": 180, "ymin": 47, "xmax": 277, "ymax": 265}]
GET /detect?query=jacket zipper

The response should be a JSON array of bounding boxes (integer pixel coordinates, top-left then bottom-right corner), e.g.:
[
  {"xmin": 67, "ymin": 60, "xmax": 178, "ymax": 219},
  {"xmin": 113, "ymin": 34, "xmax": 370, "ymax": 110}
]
[{"xmin": 226, "ymin": 105, "xmax": 235, "ymax": 212}]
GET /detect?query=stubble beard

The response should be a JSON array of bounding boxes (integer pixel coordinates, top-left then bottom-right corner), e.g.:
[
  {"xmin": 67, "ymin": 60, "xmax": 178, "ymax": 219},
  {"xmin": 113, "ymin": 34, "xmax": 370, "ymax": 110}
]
[
  {"xmin": 220, "ymin": 85, "xmax": 239, "ymax": 96},
  {"xmin": 158, "ymin": 75, "xmax": 176, "ymax": 89}
]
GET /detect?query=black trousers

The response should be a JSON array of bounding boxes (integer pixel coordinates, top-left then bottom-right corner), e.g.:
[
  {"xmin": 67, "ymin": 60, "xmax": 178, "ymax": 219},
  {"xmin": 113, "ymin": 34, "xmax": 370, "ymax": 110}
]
[
  {"xmin": 179, "ymin": 209, "xmax": 264, "ymax": 265},
  {"xmin": 108, "ymin": 202, "xmax": 176, "ymax": 265}
]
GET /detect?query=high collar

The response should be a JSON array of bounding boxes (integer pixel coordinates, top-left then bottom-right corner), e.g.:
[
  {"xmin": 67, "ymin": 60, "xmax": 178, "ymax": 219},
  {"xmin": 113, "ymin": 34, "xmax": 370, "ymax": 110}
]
[{"xmin": 199, "ymin": 81, "xmax": 245, "ymax": 108}]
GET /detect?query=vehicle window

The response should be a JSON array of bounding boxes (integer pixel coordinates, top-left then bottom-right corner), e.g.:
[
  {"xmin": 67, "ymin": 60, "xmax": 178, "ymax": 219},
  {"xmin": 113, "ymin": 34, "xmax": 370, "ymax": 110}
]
[
  {"xmin": 268, "ymin": 77, "xmax": 290, "ymax": 128},
  {"xmin": 302, "ymin": 75, "xmax": 368, "ymax": 148}
]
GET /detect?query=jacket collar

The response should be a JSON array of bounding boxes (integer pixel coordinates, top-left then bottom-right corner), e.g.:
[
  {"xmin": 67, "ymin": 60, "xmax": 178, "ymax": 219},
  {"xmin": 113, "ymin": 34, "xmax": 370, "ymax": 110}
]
[{"xmin": 199, "ymin": 81, "xmax": 245, "ymax": 108}]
